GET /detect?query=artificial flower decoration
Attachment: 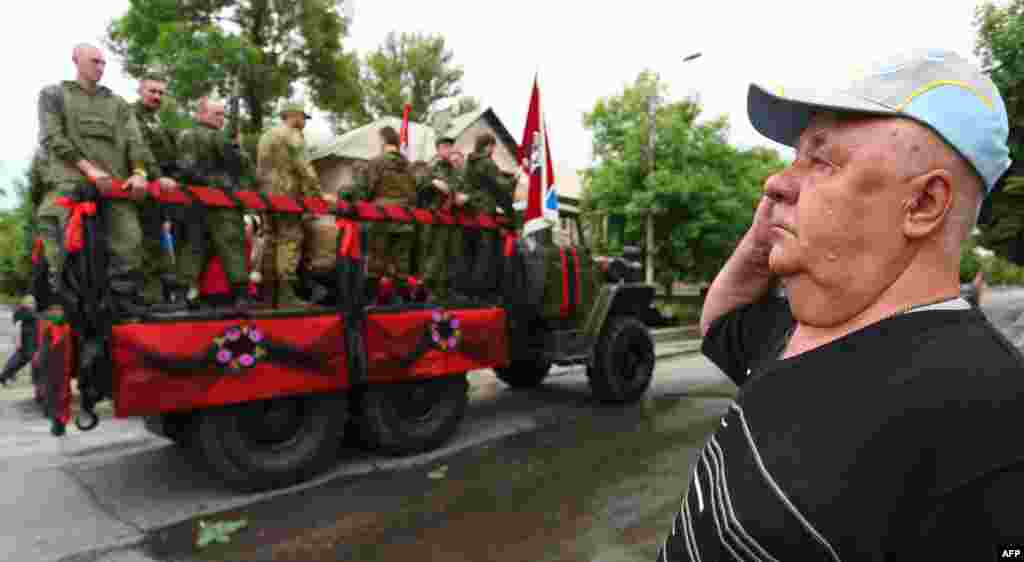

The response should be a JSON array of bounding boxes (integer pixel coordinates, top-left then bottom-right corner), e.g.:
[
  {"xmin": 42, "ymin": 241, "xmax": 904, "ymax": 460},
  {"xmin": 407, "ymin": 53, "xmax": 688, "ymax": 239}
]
[
  {"xmin": 212, "ymin": 325, "xmax": 267, "ymax": 373},
  {"xmin": 430, "ymin": 310, "xmax": 462, "ymax": 352}
]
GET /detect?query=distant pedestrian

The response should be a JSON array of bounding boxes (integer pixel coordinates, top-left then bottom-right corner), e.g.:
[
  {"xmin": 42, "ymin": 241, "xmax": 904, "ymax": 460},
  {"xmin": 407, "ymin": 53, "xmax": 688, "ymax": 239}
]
[{"xmin": 0, "ymin": 296, "xmax": 38, "ymax": 386}]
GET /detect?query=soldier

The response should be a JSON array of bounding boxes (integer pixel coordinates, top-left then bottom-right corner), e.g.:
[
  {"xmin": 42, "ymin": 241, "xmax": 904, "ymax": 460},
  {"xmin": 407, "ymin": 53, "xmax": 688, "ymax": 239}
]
[
  {"xmin": 419, "ymin": 136, "xmax": 470, "ymax": 303},
  {"xmin": 133, "ymin": 74, "xmax": 183, "ymax": 307},
  {"xmin": 256, "ymin": 102, "xmax": 321, "ymax": 307},
  {"xmin": 463, "ymin": 132, "xmax": 522, "ymax": 301},
  {"xmin": 353, "ymin": 126, "xmax": 418, "ymax": 288},
  {"xmin": 36, "ymin": 43, "xmax": 169, "ymax": 316},
  {"xmin": 175, "ymin": 96, "xmax": 253, "ymax": 308}
]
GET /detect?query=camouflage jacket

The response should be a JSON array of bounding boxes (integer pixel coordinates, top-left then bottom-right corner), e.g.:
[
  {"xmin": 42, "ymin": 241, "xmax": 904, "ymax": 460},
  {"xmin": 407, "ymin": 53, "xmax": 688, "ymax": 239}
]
[
  {"xmin": 464, "ymin": 148, "xmax": 515, "ymax": 217},
  {"xmin": 353, "ymin": 150, "xmax": 417, "ymax": 205},
  {"xmin": 175, "ymin": 124, "xmax": 253, "ymax": 191},
  {"xmin": 256, "ymin": 125, "xmax": 320, "ymax": 198},
  {"xmin": 133, "ymin": 101, "xmax": 177, "ymax": 178},
  {"xmin": 417, "ymin": 157, "xmax": 463, "ymax": 209},
  {"xmin": 37, "ymin": 81, "xmax": 155, "ymax": 185},
  {"xmin": 28, "ymin": 147, "xmax": 48, "ymax": 209}
]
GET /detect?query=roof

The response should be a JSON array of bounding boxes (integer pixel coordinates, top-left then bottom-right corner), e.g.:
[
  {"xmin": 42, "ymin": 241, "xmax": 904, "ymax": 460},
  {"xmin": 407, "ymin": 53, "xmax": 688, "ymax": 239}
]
[
  {"xmin": 308, "ymin": 116, "xmax": 440, "ymax": 163},
  {"xmin": 445, "ymin": 107, "xmax": 519, "ymax": 155}
]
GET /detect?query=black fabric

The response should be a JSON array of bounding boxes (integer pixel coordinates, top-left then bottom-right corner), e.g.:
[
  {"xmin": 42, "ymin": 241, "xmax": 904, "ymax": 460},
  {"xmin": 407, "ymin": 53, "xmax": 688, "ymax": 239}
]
[
  {"xmin": 13, "ymin": 306, "xmax": 37, "ymax": 354},
  {"xmin": 659, "ymin": 296, "xmax": 1024, "ymax": 561}
]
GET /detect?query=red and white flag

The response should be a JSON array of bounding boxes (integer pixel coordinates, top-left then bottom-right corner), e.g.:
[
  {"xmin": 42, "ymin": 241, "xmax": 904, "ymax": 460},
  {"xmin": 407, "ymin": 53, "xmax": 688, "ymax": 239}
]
[
  {"xmin": 399, "ymin": 103, "xmax": 412, "ymax": 159},
  {"xmin": 519, "ymin": 75, "xmax": 556, "ymax": 236}
]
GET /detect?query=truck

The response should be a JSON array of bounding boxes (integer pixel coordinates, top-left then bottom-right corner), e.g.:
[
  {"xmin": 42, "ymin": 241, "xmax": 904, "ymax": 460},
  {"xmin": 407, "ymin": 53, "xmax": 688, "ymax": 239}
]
[{"xmin": 31, "ymin": 177, "xmax": 657, "ymax": 492}]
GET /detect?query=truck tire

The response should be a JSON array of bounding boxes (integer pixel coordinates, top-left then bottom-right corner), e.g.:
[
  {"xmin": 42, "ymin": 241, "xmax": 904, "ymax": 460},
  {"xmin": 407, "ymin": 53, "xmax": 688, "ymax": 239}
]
[
  {"xmin": 587, "ymin": 315, "xmax": 655, "ymax": 403},
  {"xmin": 493, "ymin": 358, "xmax": 552, "ymax": 388},
  {"xmin": 356, "ymin": 374, "xmax": 468, "ymax": 456},
  {"xmin": 193, "ymin": 392, "xmax": 347, "ymax": 492}
]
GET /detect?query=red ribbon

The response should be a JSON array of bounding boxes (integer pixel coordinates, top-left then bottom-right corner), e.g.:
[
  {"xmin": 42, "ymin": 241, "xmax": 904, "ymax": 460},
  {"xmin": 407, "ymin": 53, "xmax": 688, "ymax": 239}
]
[
  {"xmin": 55, "ymin": 197, "xmax": 97, "ymax": 254},
  {"xmin": 570, "ymin": 247, "xmax": 582, "ymax": 310},
  {"xmin": 560, "ymin": 247, "xmax": 570, "ymax": 318},
  {"xmin": 31, "ymin": 238, "xmax": 45, "ymax": 266},
  {"xmin": 503, "ymin": 231, "xmax": 519, "ymax": 257},
  {"xmin": 336, "ymin": 219, "xmax": 362, "ymax": 260}
]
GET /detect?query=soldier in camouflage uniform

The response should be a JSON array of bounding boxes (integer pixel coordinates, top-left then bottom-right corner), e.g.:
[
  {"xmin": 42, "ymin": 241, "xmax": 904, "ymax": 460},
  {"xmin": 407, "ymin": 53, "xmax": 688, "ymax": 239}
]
[
  {"xmin": 418, "ymin": 136, "xmax": 470, "ymax": 303},
  {"xmin": 175, "ymin": 96, "xmax": 253, "ymax": 308},
  {"xmin": 36, "ymin": 44, "xmax": 167, "ymax": 316},
  {"xmin": 463, "ymin": 132, "xmax": 521, "ymax": 301},
  {"xmin": 353, "ymin": 126, "xmax": 418, "ymax": 282},
  {"xmin": 256, "ymin": 102, "xmax": 321, "ymax": 307},
  {"xmin": 133, "ymin": 75, "xmax": 183, "ymax": 306}
]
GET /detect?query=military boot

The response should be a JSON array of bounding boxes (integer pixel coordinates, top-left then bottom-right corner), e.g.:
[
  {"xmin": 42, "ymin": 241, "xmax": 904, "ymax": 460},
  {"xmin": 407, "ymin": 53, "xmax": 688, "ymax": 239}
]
[
  {"xmin": 109, "ymin": 275, "xmax": 150, "ymax": 318},
  {"xmin": 276, "ymin": 279, "xmax": 309, "ymax": 308}
]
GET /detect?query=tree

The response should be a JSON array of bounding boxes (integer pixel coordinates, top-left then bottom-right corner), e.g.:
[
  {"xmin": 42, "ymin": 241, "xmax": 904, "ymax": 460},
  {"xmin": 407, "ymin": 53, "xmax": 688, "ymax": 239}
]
[
  {"xmin": 975, "ymin": 1, "xmax": 1024, "ymax": 263},
  {"xmin": 105, "ymin": 0, "xmax": 363, "ymax": 135},
  {"xmin": 582, "ymin": 71, "xmax": 786, "ymax": 282},
  {"xmin": 0, "ymin": 170, "xmax": 35, "ymax": 296},
  {"xmin": 359, "ymin": 32, "xmax": 465, "ymax": 123}
]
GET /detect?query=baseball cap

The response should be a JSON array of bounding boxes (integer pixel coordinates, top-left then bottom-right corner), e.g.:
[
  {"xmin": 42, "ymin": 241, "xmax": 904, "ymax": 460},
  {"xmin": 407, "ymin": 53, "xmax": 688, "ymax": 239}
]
[{"xmin": 748, "ymin": 48, "xmax": 1011, "ymax": 193}]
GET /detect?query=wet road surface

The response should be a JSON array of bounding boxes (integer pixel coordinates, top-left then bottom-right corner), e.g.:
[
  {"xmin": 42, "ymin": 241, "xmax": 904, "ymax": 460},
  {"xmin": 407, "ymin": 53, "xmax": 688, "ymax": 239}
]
[{"xmin": 140, "ymin": 379, "xmax": 734, "ymax": 562}]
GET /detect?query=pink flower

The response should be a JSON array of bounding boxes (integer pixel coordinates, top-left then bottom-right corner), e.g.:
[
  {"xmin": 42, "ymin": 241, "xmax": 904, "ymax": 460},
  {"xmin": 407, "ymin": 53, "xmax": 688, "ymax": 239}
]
[
  {"xmin": 249, "ymin": 329, "xmax": 263, "ymax": 343},
  {"xmin": 226, "ymin": 328, "xmax": 241, "ymax": 341},
  {"xmin": 216, "ymin": 349, "xmax": 233, "ymax": 364},
  {"xmin": 448, "ymin": 337, "xmax": 457, "ymax": 349},
  {"xmin": 239, "ymin": 354, "xmax": 255, "ymax": 367},
  {"xmin": 432, "ymin": 310, "xmax": 442, "ymax": 323},
  {"xmin": 450, "ymin": 318, "xmax": 460, "ymax": 330},
  {"xmin": 432, "ymin": 331, "xmax": 441, "ymax": 344}
]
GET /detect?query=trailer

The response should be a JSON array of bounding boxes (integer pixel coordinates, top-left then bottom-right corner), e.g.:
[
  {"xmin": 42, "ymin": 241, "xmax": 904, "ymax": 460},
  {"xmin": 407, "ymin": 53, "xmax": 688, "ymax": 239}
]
[{"xmin": 32, "ymin": 177, "xmax": 656, "ymax": 492}]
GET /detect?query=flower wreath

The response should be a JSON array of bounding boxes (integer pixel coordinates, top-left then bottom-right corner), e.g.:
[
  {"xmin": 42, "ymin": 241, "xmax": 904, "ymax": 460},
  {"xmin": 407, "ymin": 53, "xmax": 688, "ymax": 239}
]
[
  {"xmin": 430, "ymin": 310, "xmax": 461, "ymax": 352},
  {"xmin": 212, "ymin": 325, "xmax": 267, "ymax": 373}
]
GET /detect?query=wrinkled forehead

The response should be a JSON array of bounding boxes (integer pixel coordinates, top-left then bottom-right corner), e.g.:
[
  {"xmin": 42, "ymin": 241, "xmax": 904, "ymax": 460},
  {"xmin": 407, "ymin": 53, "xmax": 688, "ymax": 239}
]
[{"xmin": 796, "ymin": 111, "xmax": 911, "ymax": 154}]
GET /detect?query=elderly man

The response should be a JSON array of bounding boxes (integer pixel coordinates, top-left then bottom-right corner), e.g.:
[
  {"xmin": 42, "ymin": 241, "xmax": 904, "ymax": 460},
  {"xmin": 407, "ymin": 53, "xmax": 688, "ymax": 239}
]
[
  {"xmin": 658, "ymin": 49, "xmax": 1023, "ymax": 561},
  {"xmin": 176, "ymin": 96, "xmax": 253, "ymax": 308},
  {"xmin": 257, "ymin": 101, "xmax": 321, "ymax": 307},
  {"xmin": 36, "ymin": 43, "xmax": 166, "ymax": 317}
]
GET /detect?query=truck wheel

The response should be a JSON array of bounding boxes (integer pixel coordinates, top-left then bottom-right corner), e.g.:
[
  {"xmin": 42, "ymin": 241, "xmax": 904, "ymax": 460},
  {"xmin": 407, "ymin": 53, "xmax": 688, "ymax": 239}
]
[
  {"xmin": 143, "ymin": 413, "xmax": 194, "ymax": 448},
  {"xmin": 357, "ymin": 374, "xmax": 468, "ymax": 456},
  {"xmin": 193, "ymin": 393, "xmax": 347, "ymax": 492},
  {"xmin": 494, "ymin": 358, "xmax": 552, "ymax": 388},
  {"xmin": 588, "ymin": 316, "xmax": 655, "ymax": 403}
]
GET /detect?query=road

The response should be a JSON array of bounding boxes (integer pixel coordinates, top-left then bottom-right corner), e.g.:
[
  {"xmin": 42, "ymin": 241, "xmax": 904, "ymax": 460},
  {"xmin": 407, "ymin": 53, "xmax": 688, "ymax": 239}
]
[{"xmin": 0, "ymin": 287, "xmax": 1021, "ymax": 562}]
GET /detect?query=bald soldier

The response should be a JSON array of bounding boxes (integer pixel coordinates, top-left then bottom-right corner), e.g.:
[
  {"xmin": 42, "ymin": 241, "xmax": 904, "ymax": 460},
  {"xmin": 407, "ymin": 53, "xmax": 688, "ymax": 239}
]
[
  {"xmin": 257, "ymin": 102, "xmax": 321, "ymax": 307},
  {"xmin": 37, "ymin": 43, "xmax": 170, "ymax": 316},
  {"xmin": 176, "ymin": 96, "xmax": 253, "ymax": 308}
]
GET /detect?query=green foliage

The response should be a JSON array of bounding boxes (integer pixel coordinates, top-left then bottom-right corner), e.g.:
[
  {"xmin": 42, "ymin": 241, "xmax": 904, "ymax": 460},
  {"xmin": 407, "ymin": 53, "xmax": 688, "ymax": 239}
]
[
  {"xmin": 975, "ymin": 1, "xmax": 1024, "ymax": 263},
  {"xmin": 582, "ymin": 71, "xmax": 786, "ymax": 282},
  {"xmin": 960, "ymin": 237, "xmax": 983, "ymax": 283},
  {"xmin": 0, "ymin": 172, "xmax": 36, "ymax": 296},
  {"xmin": 360, "ymin": 32, "xmax": 465, "ymax": 123},
  {"xmin": 106, "ymin": 0, "xmax": 363, "ymax": 134}
]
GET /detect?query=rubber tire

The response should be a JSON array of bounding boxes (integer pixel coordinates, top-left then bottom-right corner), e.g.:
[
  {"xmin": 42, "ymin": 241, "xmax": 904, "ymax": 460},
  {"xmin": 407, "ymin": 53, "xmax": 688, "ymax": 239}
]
[
  {"xmin": 143, "ymin": 414, "xmax": 194, "ymax": 448},
  {"xmin": 494, "ymin": 357, "xmax": 552, "ymax": 388},
  {"xmin": 192, "ymin": 392, "xmax": 347, "ymax": 492},
  {"xmin": 356, "ymin": 375, "xmax": 469, "ymax": 456},
  {"xmin": 587, "ymin": 315, "xmax": 655, "ymax": 403}
]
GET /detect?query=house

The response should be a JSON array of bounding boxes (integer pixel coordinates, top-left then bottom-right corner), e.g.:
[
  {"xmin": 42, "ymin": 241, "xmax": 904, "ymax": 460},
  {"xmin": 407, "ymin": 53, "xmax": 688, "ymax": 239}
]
[{"xmin": 307, "ymin": 107, "xmax": 521, "ymax": 196}]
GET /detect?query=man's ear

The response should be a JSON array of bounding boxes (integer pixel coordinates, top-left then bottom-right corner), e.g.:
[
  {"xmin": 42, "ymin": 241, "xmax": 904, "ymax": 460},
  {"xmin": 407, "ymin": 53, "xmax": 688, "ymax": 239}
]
[{"xmin": 902, "ymin": 169, "xmax": 954, "ymax": 240}]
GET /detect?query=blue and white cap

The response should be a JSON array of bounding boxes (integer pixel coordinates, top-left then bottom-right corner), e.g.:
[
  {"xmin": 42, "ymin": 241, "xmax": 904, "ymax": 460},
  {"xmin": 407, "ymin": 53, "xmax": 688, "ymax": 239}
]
[{"xmin": 748, "ymin": 49, "xmax": 1011, "ymax": 193}]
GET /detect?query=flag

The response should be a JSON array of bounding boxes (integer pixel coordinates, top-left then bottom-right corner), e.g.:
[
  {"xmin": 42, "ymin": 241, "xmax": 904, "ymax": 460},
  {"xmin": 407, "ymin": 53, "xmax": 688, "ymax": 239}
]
[
  {"xmin": 519, "ymin": 75, "xmax": 556, "ymax": 236},
  {"xmin": 399, "ymin": 103, "xmax": 412, "ymax": 160}
]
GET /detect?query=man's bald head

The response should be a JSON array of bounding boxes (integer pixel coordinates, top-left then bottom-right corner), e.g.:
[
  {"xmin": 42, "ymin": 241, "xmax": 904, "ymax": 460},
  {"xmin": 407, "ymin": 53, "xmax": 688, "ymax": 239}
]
[{"xmin": 72, "ymin": 44, "xmax": 105, "ymax": 87}]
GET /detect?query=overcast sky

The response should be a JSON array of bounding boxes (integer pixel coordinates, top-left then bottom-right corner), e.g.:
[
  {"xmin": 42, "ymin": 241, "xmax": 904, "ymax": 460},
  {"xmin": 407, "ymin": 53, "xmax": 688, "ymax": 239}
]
[{"xmin": 1, "ymin": 0, "xmax": 988, "ymax": 207}]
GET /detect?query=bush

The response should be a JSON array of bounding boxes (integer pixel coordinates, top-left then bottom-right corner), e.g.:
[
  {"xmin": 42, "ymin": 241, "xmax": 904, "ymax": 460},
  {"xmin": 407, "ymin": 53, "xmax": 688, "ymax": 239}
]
[{"xmin": 979, "ymin": 253, "xmax": 1024, "ymax": 286}]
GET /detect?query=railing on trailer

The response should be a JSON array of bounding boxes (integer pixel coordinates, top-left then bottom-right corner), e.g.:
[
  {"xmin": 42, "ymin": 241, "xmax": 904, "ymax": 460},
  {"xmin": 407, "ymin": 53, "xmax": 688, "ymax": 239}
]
[{"xmin": 38, "ymin": 178, "xmax": 516, "ymax": 436}]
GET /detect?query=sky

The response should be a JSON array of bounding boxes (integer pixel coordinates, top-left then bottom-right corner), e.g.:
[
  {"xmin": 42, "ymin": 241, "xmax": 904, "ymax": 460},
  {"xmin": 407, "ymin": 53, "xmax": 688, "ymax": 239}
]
[{"xmin": 1, "ymin": 0, "xmax": 990, "ymax": 208}]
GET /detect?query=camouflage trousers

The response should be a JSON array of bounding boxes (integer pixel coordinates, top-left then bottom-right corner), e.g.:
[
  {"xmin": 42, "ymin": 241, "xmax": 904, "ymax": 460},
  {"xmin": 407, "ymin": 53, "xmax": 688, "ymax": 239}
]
[
  {"xmin": 420, "ymin": 222, "xmax": 463, "ymax": 302},
  {"xmin": 367, "ymin": 222, "xmax": 415, "ymax": 279},
  {"xmin": 178, "ymin": 208, "xmax": 248, "ymax": 288},
  {"xmin": 36, "ymin": 185, "xmax": 144, "ymax": 289},
  {"xmin": 140, "ymin": 202, "xmax": 176, "ymax": 301},
  {"xmin": 262, "ymin": 215, "xmax": 305, "ymax": 283}
]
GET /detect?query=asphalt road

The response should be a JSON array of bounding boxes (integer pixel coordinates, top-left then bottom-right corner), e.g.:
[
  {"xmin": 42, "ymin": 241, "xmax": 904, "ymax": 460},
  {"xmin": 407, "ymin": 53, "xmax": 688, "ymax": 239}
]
[{"xmin": 1, "ymin": 286, "xmax": 1022, "ymax": 562}]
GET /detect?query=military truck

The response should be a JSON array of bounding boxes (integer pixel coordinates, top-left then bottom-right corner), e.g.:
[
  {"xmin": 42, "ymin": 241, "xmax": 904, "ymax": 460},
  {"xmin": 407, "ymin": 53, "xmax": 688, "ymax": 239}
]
[{"xmin": 30, "ymin": 176, "xmax": 656, "ymax": 492}]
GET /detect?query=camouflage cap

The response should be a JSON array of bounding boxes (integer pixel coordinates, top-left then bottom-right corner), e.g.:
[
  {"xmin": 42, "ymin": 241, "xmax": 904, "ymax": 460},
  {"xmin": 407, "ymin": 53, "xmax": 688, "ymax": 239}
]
[{"xmin": 280, "ymin": 101, "xmax": 311, "ymax": 118}]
